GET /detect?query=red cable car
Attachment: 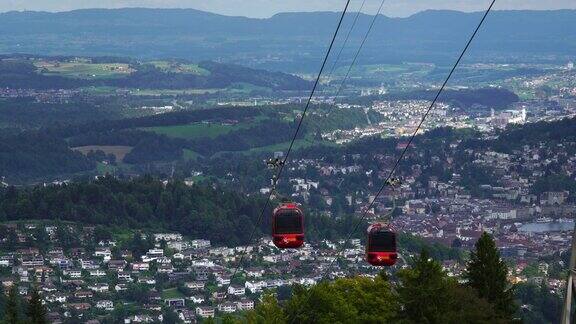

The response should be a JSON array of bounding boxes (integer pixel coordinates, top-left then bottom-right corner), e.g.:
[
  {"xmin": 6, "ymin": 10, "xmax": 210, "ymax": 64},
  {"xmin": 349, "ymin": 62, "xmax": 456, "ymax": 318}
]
[
  {"xmin": 272, "ymin": 202, "xmax": 304, "ymax": 249},
  {"xmin": 366, "ymin": 223, "xmax": 398, "ymax": 266}
]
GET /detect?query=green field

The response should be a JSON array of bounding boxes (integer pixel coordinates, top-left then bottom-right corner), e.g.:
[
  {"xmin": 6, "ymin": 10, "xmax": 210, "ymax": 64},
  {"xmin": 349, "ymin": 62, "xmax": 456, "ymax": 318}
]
[
  {"xmin": 150, "ymin": 61, "xmax": 211, "ymax": 76},
  {"xmin": 345, "ymin": 63, "xmax": 434, "ymax": 76},
  {"xmin": 130, "ymin": 88, "xmax": 219, "ymax": 96},
  {"xmin": 183, "ymin": 149, "xmax": 201, "ymax": 160},
  {"xmin": 162, "ymin": 288, "xmax": 185, "ymax": 300},
  {"xmin": 144, "ymin": 122, "xmax": 248, "ymax": 140},
  {"xmin": 35, "ymin": 60, "xmax": 134, "ymax": 79}
]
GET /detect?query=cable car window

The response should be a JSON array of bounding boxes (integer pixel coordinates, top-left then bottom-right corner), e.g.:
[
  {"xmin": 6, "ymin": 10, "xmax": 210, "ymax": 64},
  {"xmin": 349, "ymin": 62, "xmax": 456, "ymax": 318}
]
[
  {"xmin": 275, "ymin": 210, "xmax": 302, "ymax": 234},
  {"xmin": 370, "ymin": 231, "xmax": 396, "ymax": 252}
]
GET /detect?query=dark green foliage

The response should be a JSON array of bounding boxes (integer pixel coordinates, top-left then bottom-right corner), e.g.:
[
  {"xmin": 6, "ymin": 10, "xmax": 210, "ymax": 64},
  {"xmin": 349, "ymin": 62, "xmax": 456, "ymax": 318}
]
[
  {"xmin": 465, "ymin": 232, "xmax": 516, "ymax": 319},
  {"xmin": 0, "ymin": 132, "xmax": 94, "ymax": 183},
  {"xmin": 284, "ymin": 276, "xmax": 398, "ymax": 323},
  {"xmin": 127, "ymin": 232, "xmax": 154, "ymax": 259},
  {"xmin": 32, "ymin": 227, "xmax": 50, "ymax": 252},
  {"xmin": 5, "ymin": 285, "xmax": 20, "ymax": 324},
  {"xmin": 515, "ymin": 283, "xmax": 561, "ymax": 324},
  {"xmin": 0, "ymin": 176, "xmax": 266, "ymax": 246},
  {"xmin": 0, "ymin": 99, "xmax": 121, "ymax": 129},
  {"xmin": 247, "ymin": 292, "xmax": 286, "ymax": 324},
  {"xmin": 0, "ymin": 285, "xmax": 6, "ymax": 320},
  {"xmin": 397, "ymin": 249, "xmax": 451, "ymax": 323},
  {"xmin": 397, "ymin": 249, "xmax": 509, "ymax": 323},
  {"xmin": 244, "ymin": 249, "xmax": 509, "ymax": 323},
  {"xmin": 93, "ymin": 225, "xmax": 113, "ymax": 242},
  {"xmin": 0, "ymin": 59, "xmax": 82, "ymax": 89},
  {"xmin": 27, "ymin": 286, "xmax": 47, "ymax": 324},
  {"xmin": 121, "ymin": 284, "xmax": 151, "ymax": 304},
  {"xmin": 531, "ymin": 174, "xmax": 576, "ymax": 195},
  {"xmin": 189, "ymin": 120, "xmax": 304, "ymax": 156},
  {"xmin": 55, "ymin": 222, "xmax": 80, "ymax": 250},
  {"xmin": 123, "ymin": 134, "xmax": 184, "ymax": 163},
  {"xmin": 161, "ymin": 306, "xmax": 180, "ymax": 324}
]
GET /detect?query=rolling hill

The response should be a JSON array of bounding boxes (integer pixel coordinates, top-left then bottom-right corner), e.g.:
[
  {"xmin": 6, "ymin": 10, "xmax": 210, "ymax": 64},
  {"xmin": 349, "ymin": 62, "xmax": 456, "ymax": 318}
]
[{"xmin": 0, "ymin": 9, "xmax": 575, "ymax": 71}]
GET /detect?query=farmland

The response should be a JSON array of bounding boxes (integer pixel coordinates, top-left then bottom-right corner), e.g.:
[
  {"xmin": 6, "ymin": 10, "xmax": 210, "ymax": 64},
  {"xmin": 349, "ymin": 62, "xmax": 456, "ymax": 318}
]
[
  {"xmin": 35, "ymin": 60, "xmax": 134, "ymax": 79},
  {"xmin": 143, "ymin": 122, "xmax": 245, "ymax": 140},
  {"xmin": 149, "ymin": 61, "xmax": 211, "ymax": 76}
]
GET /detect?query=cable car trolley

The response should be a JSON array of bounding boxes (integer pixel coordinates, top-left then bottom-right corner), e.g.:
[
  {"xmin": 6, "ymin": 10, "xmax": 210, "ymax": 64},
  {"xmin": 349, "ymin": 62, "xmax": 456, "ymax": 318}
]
[
  {"xmin": 366, "ymin": 223, "xmax": 398, "ymax": 266},
  {"xmin": 272, "ymin": 202, "xmax": 305, "ymax": 249}
]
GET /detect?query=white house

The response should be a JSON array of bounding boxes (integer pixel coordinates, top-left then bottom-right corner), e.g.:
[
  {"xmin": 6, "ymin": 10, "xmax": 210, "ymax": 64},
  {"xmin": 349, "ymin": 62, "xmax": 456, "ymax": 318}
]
[
  {"xmin": 132, "ymin": 263, "xmax": 150, "ymax": 271},
  {"xmin": 227, "ymin": 285, "xmax": 245, "ymax": 296},
  {"xmin": 96, "ymin": 300, "xmax": 114, "ymax": 311},
  {"xmin": 218, "ymin": 302, "xmax": 237, "ymax": 313},
  {"xmin": 216, "ymin": 275, "xmax": 231, "ymax": 286},
  {"xmin": 237, "ymin": 298, "xmax": 254, "ymax": 311},
  {"xmin": 196, "ymin": 306, "xmax": 215, "ymax": 318},
  {"xmin": 154, "ymin": 233, "xmax": 183, "ymax": 242},
  {"xmin": 88, "ymin": 283, "xmax": 109, "ymax": 293},
  {"xmin": 188, "ymin": 295, "xmax": 205, "ymax": 304},
  {"xmin": 184, "ymin": 281, "xmax": 205, "ymax": 290},
  {"xmin": 245, "ymin": 281, "xmax": 267, "ymax": 294},
  {"xmin": 89, "ymin": 269, "xmax": 107, "ymax": 277},
  {"xmin": 46, "ymin": 293, "xmax": 67, "ymax": 303}
]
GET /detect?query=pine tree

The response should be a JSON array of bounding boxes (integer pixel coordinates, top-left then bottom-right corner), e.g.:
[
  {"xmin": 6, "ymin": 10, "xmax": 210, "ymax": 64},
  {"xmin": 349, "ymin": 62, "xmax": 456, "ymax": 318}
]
[
  {"xmin": 0, "ymin": 284, "xmax": 6, "ymax": 319},
  {"xmin": 248, "ymin": 292, "xmax": 287, "ymax": 324},
  {"xmin": 5, "ymin": 284, "xmax": 20, "ymax": 324},
  {"xmin": 27, "ymin": 286, "xmax": 47, "ymax": 324},
  {"xmin": 465, "ymin": 232, "xmax": 516, "ymax": 318},
  {"xmin": 397, "ymin": 249, "xmax": 450, "ymax": 323}
]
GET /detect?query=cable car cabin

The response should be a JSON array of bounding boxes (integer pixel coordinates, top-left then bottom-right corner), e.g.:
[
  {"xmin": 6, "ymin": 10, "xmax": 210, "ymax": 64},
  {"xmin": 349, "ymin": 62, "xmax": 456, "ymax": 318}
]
[
  {"xmin": 366, "ymin": 224, "xmax": 398, "ymax": 266},
  {"xmin": 272, "ymin": 203, "xmax": 304, "ymax": 249}
]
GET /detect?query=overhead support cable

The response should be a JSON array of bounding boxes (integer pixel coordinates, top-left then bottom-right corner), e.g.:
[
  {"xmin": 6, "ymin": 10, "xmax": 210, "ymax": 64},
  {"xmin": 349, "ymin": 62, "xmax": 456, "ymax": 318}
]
[
  {"xmin": 333, "ymin": 0, "xmax": 388, "ymax": 100},
  {"xmin": 223, "ymin": 0, "xmax": 353, "ymax": 299},
  {"xmin": 320, "ymin": 0, "xmax": 497, "ymax": 283},
  {"xmin": 325, "ymin": 0, "xmax": 368, "ymax": 83}
]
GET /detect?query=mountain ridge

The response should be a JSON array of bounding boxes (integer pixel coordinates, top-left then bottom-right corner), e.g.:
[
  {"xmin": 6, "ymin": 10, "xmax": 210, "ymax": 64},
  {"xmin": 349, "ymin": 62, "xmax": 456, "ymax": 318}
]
[{"xmin": 0, "ymin": 8, "xmax": 574, "ymax": 71}]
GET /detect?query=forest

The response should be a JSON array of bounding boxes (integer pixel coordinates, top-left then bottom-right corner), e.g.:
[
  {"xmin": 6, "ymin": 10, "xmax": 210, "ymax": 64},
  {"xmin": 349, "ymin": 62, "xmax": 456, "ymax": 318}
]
[
  {"xmin": 0, "ymin": 132, "xmax": 95, "ymax": 182},
  {"xmin": 0, "ymin": 176, "xmax": 367, "ymax": 247}
]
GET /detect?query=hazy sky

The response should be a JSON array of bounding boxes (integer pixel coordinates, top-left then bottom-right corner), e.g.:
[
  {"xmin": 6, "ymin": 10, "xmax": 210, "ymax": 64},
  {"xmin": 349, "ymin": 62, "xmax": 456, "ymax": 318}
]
[{"xmin": 1, "ymin": 0, "xmax": 575, "ymax": 17}]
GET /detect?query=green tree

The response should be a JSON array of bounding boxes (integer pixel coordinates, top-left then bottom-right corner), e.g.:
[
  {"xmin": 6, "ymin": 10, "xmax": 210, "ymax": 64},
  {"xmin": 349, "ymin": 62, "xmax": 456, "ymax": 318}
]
[
  {"xmin": 247, "ymin": 292, "xmax": 286, "ymax": 324},
  {"xmin": 5, "ymin": 285, "xmax": 20, "ymax": 324},
  {"xmin": 27, "ymin": 286, "xmax": 47, "ymax": 324},
  {"xmin": 162, "ymin": 306, "xmax": 180, "ymax": 324},
  {"xmin": 93, "ymin": 225, "xmax": 112, "ymax": 242},
  {"xmin": 465, "ymin": 232, "xmax": 516, "ymax": 318},
  {"xmin": 6, "ymin": 228, "xmax": 18, "ymax": 250},
  {"xmin": 398, "ymin": 249, "xmax": 506, "ymax": 323},
  {"xmin": 284, "ymin": 275, "xmax": 398, "ymax": 323},
  {"xmin": 32, "ymin": 227, "xmax": 50, "ymax": 252},
  {"xmin": 397, "ymin": 249, "xmax": 451, "ymax": 323},
  {"xmin": 0, "ymin": 284, "xmax": 6, "ymax": 320}
]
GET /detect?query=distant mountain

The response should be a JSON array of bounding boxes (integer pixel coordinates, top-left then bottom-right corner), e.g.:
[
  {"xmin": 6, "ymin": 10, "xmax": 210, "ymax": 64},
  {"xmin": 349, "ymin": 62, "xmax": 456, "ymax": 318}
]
[{"xmin": 0, "ymin": 9, "xmax": 575, "ymax": 71}]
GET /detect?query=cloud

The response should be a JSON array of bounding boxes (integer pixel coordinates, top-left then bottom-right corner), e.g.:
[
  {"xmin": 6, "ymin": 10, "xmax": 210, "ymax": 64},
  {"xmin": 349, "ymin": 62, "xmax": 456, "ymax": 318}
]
[{"xmin": 1, "ymin": 0, "xmax": 575, "ymax": 17}]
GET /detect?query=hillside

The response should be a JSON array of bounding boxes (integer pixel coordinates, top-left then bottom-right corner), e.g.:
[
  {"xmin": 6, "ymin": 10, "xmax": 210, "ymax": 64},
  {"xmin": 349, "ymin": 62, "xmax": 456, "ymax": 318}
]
[
  {"xmin": 0, "ymin": 9, "xmax": 575, "ymax": 71},
  {"xmin": 0, "ymin": 57, "xmax": 311, "ymax": 90}
]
